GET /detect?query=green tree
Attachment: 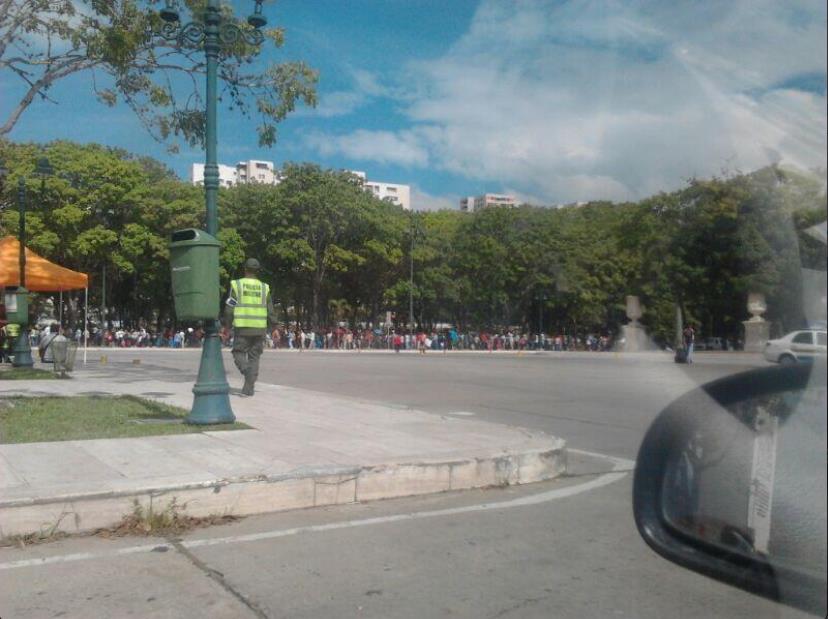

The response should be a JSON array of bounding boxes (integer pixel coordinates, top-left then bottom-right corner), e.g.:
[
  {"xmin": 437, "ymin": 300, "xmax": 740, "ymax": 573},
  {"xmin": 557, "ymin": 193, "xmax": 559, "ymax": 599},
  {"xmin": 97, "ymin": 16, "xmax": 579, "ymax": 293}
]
[
  {"xmin": 0, "ymin": 140, "xmax": 203, "ymax": 326},
  {"xmin": 0, "ymin": 0, "xmax": 317, "ymax": 149},
  {"xmin": 274, "ymin": 164, "xmax": 389, "ymax": 328}
]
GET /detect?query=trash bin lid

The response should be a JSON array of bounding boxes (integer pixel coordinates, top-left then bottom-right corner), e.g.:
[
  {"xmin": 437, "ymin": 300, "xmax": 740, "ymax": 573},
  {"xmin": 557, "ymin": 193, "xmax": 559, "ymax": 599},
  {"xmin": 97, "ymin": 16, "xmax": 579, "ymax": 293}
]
[{"xmin": 170, "ymin": 228, "xmax": 220, "ymax": 247}]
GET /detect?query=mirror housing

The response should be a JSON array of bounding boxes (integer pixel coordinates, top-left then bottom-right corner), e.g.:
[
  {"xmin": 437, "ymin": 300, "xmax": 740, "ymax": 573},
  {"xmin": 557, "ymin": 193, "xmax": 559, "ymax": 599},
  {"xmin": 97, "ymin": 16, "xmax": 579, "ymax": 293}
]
[{"xmin": 633, "ymin": 362, "xmax": 827, "ymax": 616}]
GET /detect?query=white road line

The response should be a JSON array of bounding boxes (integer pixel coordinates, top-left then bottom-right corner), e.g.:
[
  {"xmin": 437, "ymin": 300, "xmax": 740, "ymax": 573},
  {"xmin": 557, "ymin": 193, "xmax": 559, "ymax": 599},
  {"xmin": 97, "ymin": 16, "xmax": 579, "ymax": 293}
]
[
  {"xmin": 0, "ymin": 450, "xmax": 634, "ymax": 571},
  {"xmin": 568, "ymin": 448, "xmax": 635, "ymax": 471}
]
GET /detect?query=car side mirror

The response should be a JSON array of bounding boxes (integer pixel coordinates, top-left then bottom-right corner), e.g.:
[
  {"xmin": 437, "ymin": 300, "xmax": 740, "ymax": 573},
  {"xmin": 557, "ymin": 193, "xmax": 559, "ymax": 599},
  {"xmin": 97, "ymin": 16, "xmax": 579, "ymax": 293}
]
[{"xmin": 633, "ymin": 361, "xmax": 827, "ymax": 616}]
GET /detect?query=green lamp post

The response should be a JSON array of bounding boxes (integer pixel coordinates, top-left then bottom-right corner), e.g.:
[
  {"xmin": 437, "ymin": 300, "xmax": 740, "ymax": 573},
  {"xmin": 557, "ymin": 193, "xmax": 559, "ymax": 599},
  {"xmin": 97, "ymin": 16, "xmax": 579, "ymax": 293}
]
[
  {"xmin": 148, "ymin": 0, "xmax": 267, "ymax": 424},
  {"xmin": 8, "ymin": 157, "xmax": 54, "ymax": 367}
]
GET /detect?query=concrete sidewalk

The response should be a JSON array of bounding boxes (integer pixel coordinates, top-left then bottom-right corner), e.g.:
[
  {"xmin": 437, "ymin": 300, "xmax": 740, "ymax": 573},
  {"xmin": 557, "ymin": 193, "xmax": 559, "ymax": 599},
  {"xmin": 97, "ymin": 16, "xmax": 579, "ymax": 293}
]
[{"xmin": 0, "ymin": 369, "xmax": 566, "ymax": 537}]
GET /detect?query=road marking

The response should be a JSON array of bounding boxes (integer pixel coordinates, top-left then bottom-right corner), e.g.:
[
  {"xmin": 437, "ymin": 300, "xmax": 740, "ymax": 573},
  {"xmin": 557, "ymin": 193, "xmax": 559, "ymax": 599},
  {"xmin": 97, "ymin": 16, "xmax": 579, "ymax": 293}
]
[
  {"xmin": 0, "ymin": 450, "xmax": 634, "ymax": 571},
  {"xmin": 447, "ymin": 411, "xmax": 476, "ymax": 416}
]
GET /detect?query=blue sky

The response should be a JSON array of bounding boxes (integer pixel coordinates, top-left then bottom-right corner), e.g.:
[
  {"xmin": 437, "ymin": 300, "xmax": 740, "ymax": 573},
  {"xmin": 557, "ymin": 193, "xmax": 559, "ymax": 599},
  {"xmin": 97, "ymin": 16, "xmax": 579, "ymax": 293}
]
[{"xmin": 2, "ymin": 0, "xmax": 826, "ymax": 210}]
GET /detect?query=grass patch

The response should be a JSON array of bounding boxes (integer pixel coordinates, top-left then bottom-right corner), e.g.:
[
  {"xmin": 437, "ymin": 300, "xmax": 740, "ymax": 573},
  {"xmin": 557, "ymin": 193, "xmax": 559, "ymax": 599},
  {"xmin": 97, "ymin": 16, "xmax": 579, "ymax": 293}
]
[
  {"xmin": 0, "ymin": 367, "xmax": 64, "ymax": 380},
  {"xmin": 0, "ymin": 499, "xmax": 241, "ymax": 547},
  {"xmin": 0, "ymin": 510, "xmax": 74, "ymax": 548},
  {"xmin": 101, "ymin": 498, "xmax": 240, "ymax": 538},
  {"xmin": 0, "ymin": 395, "xmax": 249, "ymax": 444}
]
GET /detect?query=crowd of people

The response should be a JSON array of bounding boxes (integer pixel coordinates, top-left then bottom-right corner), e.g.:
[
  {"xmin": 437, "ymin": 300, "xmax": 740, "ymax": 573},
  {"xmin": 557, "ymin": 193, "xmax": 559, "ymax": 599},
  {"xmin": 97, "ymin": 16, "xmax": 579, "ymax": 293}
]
[
  {"xmin": 261, "ymin": 326, "xmax": 614, "ymax": 353},
  {"xmin": 92, "ymin": 326, "xmax": 205, "ymax": 348},
  {"xmin": 2, "ymin": 320, "xmax": 616, "ymax": 354}
]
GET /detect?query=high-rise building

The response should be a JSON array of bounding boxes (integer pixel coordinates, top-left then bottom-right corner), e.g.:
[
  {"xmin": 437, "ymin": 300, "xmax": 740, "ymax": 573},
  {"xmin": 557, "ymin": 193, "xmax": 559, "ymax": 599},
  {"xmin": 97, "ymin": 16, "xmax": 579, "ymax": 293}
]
[
  {"xmin": 235, "ymin": 160, "xmax": 279, "ymax": 185},
  {"xmin": 189, "ymin": 163, "xmax": 407, "ymax": 210},
  {"xmin": 351, "ymin": 170, "xmax": 411, "ymax": 210},
  {"xmin": 460, "ymin": 193, "xmax": 518, "ymax": 211},
  {"xmin": 364, "ymin": 180, "xmax": 411, "ymax": 210},
  {"xmin": 189, "ymin": 160, "xmax": 281, "ymax": 187},
  {"xmin": 190, "ymin": 163, "xmax": 238, "ymax": 188}
]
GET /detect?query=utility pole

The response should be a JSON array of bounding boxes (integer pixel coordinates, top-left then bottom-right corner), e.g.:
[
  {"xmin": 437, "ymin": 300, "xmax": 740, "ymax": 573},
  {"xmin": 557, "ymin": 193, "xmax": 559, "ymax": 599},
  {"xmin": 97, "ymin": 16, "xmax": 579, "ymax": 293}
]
[
  {"xmin": 537, "ymin": 290, "xmax": 547, "ymax": 351},
  {"xmin": 101, "ymin": 265, "xmax": 106, "ymax": 329},
  {"xmin": 409, "ymin": 212, "xmax": 415, "ymax": 333}
]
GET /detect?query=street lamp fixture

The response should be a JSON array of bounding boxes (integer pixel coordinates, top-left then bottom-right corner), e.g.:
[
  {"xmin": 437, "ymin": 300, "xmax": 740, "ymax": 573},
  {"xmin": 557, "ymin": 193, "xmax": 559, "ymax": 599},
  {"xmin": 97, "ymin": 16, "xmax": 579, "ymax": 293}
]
[
  {"xmin": 248, "ymin": 1, "xmax": 267, "ymax": 29},
  {"xmin": 35, "ymin": 157, "xmax": 54, "ymax": 178},
  {"xmin": 160, "ymin": 0, "xmax": 180, "ymax": 23},
  {"xmin": 147, "ymin": 0, "xmax": 268, "ymax": 424}
]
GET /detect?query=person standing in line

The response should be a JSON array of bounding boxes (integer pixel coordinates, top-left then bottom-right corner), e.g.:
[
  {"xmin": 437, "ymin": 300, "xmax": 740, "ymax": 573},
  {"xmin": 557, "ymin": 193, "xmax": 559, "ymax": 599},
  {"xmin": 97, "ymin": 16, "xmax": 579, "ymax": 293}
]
[
  {"xmin": 38, "ymin": 323, "xmax": 60, "ymax": 363},
  {"xmin": 683, "ymin": 323, "xmax": 696, "ymax": 364},
  {"xmin": 417, "ymin": 330, "xmax": 427, "ymax": 354},
  {"xmin": 0, "ymin": 302, "xmax": 7, "ymax": 363},
  {"xmin": 5, "ymin": 321, "xmax": 20, "ymax": 361},
  {"xmin": 297, "ymin": 326, "xmax": 305, "ymax": 352},
  {"xmin": 224, "ymin": 258, "xmax": 278, "ymax": 397}
]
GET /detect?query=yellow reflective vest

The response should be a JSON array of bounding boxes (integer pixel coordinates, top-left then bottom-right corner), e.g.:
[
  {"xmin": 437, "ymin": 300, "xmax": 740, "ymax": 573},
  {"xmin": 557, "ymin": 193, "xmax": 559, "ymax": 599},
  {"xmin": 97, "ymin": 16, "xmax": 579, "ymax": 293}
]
[{"xmin": 230, "ymin": 278, "xmax": 269, "ymax": 330}]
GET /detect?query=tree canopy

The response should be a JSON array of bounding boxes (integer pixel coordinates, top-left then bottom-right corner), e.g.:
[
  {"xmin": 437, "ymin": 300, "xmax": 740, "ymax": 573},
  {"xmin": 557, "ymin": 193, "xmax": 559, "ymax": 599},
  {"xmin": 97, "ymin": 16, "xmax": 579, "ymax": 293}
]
[
  {"xmin": 0, "ymin": 140, "xmax": 824, "ymax": 344},
  {"xmin": 0, "ymin": 0, "xmax": 317, "ymax": 149}
]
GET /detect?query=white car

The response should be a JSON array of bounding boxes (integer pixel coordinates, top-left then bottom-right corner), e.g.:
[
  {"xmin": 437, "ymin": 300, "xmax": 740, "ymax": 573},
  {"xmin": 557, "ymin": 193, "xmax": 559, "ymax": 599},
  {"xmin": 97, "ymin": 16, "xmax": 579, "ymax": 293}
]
[{"xmin": 764, "ymin": 329, "xmax": 827, "ymax": 365}]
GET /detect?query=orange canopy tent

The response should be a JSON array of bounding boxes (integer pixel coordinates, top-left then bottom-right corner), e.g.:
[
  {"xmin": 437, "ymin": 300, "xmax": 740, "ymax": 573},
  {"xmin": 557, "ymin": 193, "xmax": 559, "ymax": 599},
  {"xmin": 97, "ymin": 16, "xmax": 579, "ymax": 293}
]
[
  {"xmin": 1, "ymin": 236, "xmax": 90, "ymax": 363},
  {"xmin": 0, "ymin": 236, "xmax": 88, "ymax": 291}
]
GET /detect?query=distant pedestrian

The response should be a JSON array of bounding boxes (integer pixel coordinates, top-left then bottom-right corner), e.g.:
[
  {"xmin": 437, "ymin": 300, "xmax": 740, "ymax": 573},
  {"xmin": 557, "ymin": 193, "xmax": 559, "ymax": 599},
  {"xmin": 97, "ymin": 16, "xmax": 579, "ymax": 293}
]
[
  {"xmin": 683, "ymin": 324, "xmax": 696, "ymax": 364},
  {"xmin": 38, "ymin": 323, "xmax": 60, "ymax": 363}
]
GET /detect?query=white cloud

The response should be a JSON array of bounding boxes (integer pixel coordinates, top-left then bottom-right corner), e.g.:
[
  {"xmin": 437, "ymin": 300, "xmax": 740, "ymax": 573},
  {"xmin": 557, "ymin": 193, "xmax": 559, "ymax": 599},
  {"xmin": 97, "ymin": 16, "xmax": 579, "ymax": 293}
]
[
  {"xmin": 306, "ymin": 0, "xmax": 826, "ymax": 204},
  {"xmin": 299, "ymin": 90, "xmax": 367, "ymax": 118},
  {"xmin": 304, "ymin": 129, "xmax": 430, "ymax": 167},
  {"xmin": 410, "ymin": 186, "xmax": 459, "ymax": 211},
  {"xmin": 297, "ymin": 69, "xmax": 399, "ymax": 119},
  {"xmin": 351, "ymin": 69, "xmax": 391, "ymax": 98}
]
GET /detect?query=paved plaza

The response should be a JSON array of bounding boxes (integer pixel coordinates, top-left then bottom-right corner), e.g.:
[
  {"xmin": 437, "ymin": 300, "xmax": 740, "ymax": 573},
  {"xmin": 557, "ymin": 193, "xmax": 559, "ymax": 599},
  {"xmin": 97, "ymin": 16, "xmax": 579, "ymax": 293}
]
[{"xmin": 1, "ymin": 349, "xmax": 806, "ymax": 619}]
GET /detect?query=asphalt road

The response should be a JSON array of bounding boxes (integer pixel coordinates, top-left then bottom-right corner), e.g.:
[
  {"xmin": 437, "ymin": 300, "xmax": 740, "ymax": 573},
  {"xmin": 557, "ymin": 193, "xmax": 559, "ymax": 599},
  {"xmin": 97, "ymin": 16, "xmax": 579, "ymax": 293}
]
[{"xmin": 1, "ymin": 350, "xmax": 809, "ymax": 618}]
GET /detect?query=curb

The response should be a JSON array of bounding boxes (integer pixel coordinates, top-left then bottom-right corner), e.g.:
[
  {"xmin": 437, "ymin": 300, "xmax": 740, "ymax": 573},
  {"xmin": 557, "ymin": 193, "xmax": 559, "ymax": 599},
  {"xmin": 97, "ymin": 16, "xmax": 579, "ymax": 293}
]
[{"xmin": 0, "ymin": 445, "xmax": 566, "ymax": 538}]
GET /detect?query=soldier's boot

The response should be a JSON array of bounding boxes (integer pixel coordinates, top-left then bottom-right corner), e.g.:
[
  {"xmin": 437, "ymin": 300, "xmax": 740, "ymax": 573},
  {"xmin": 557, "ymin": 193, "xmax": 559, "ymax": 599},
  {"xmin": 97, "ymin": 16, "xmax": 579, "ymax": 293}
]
[{"xmin": 242, "ymin": 373, "xmax": 255, "ymax": 396}]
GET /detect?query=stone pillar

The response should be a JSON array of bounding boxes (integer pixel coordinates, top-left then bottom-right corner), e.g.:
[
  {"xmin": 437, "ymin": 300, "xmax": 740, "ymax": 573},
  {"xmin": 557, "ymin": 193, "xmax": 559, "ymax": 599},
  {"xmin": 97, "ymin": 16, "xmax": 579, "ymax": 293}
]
[
  {"xmin": 622, "ymin": 295, "xmax": 650, "ymax": 352},
  {"xmin": 742, "ymin": 293, "xmax": 770, "ymax": 353}
]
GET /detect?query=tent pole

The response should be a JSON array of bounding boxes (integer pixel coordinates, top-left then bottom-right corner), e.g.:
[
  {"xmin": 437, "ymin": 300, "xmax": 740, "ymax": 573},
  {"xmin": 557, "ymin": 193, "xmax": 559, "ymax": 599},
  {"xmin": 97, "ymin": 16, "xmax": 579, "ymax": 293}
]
[
  {"xmin": 84, "ymin": 287, "xmax": 88, "ymax": 365},
  {"xmin": 59, "ymin": 290, "xmax": 63, "ymax": 326}
]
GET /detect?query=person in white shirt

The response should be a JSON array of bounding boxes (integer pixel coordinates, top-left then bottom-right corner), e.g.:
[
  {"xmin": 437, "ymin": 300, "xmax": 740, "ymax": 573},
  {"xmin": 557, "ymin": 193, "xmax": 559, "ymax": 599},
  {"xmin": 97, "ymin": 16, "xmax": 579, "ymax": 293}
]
[{"xmin": 38, "ymin": 324, "xmax": 60, "ymax": 363}]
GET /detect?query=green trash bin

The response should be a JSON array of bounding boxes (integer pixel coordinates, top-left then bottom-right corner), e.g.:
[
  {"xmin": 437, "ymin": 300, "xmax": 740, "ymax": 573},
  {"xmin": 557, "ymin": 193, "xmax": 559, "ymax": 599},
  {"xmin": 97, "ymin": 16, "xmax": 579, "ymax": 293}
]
[
  {"xmin": 169, "ymin": 229, "xmax": 221, "ymax": 321},
  {"xmin": 4, "ymin": 286, "xmax": 29, "ymax": 326}
]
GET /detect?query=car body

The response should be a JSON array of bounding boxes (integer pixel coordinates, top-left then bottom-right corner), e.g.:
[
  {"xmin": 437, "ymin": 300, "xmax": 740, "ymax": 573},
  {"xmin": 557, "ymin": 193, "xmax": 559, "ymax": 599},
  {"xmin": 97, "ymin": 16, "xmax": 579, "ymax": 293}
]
[
  {"xmin": 696, "ymin": 337, "xmax": 727, "ymax": 351},
  {"xmin": 634, "ymin": 362, "xmax": 828, "ymax": 616},
  {"xmin": 763, "ymin": 329, "xmax": 827, "ymax": 365}
]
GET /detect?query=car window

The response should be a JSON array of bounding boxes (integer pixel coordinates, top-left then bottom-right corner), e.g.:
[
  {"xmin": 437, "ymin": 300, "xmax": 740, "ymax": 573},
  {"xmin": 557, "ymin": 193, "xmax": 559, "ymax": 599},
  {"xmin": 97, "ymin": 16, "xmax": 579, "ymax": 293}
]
[
  {"xmin": 792, "ymin": 332, "xmax": 814, "ymax": 345},
  {"xmin": 0, "ymin": 2, "xmax": 825, "ymax": 619}
]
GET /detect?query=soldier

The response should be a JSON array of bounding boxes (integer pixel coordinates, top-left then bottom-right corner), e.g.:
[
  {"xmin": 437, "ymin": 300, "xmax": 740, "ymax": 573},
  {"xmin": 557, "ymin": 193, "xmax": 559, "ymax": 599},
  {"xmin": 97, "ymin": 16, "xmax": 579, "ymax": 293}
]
[{"xmin": 225, "ymin": 258, "xmax": 278, "ymax": 396}]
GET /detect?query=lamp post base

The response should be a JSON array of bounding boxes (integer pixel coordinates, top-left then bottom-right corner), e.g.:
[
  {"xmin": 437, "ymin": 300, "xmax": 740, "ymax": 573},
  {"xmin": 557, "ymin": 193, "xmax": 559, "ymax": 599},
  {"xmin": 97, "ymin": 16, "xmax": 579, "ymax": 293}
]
[
  {"xmin": 11, "ymin": 331, "xmax": 34, "ymax": 368},
  {"xmin": 187, "ymin": 327, "xmax": 235, "ymax": 424}
]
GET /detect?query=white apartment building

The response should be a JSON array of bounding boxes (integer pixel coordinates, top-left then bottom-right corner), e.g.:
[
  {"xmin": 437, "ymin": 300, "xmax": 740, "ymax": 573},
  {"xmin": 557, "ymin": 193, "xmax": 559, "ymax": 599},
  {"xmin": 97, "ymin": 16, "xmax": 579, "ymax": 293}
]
[
  {"xmin": 351, "ymin": 171, "xmax": 411, "ymax": 210},
  {"xmin": 190, "ymin": 163, "xmax": 238, "ymax": 188},
  {"xmin": 189, "ymin": 160, "xmax": 281, "ymax": 187},
  {"xmin": 189, "ymin": 163, "xmax": 407, "ymax": 210},
  {"xmin": 460, "ymin": 193, "xmax": 518, "ymax": 212},
  {"xmin": 235, "ymin": 159, "xmax": 280, "ymax": 185},
  {"xmin": 364, "ymin": 180, "xmax": 411, "ymax": 210}
]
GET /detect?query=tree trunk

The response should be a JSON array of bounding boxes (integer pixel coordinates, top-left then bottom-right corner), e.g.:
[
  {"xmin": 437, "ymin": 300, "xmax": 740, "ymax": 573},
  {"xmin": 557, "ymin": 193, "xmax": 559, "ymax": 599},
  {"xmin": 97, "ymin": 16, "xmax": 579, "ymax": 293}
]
[{"xmin": 311, "ymin": 270, "xmax": 324, "ymax": 329}]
